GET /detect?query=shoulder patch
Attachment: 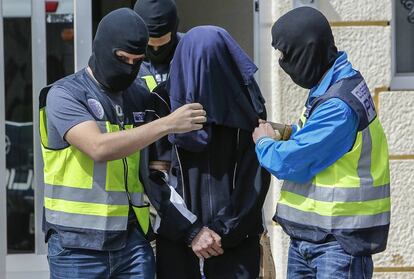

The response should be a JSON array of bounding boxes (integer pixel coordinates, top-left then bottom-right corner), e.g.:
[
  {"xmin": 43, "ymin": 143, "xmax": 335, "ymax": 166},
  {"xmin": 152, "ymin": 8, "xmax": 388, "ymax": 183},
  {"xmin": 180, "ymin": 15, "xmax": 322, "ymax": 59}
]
[
  {"xmin": 350, "ymin": 81, "xmax": 376, "ymax": 123},
  {"xmin": 87, "ymin": 98, "xmax": 104, "ymax": 120},
  {"xmin": 133, "ymin": 111, "xmax": 146, "ymax": 123}
]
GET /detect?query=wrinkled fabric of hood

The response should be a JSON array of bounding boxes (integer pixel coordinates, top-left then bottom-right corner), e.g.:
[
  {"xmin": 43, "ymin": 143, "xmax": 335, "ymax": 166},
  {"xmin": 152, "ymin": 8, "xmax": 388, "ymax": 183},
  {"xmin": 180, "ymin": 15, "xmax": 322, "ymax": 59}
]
[
  {"xmin": 168, "ymin": 25, "xmax": 266, "ymax": 151},
  {"xmin": 88, "ymin": 8, "xmax": 148, "ymax": 92},
  {"xmin": 272, "ymin": 7, "xmax": 338, "ymax": 89}
]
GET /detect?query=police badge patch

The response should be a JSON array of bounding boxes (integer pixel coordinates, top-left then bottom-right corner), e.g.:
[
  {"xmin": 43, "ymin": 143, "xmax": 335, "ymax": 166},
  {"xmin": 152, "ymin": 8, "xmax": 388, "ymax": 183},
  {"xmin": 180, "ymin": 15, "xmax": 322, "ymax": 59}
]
[
  {"xmin": 87, "ymin": 98, "xmax": 105, "ymax": 120},
  {"xmin": 133, "ymin": 112, "xmax": 146, "ymax": 123}
]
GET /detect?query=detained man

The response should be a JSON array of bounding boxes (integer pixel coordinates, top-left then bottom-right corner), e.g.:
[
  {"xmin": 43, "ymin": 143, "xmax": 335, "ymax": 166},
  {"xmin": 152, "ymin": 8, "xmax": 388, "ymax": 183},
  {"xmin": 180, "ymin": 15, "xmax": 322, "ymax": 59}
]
[
  {"xmin": 40, "ymin": 8, "xmax": 206, "ymax": 279},
  {"xmin": 253, "ymin": 7, "xmax": 390, "ymax": 279},
  {"xmin": 142, "ymin": 26, "xmax": 271, "ymax": 279}
]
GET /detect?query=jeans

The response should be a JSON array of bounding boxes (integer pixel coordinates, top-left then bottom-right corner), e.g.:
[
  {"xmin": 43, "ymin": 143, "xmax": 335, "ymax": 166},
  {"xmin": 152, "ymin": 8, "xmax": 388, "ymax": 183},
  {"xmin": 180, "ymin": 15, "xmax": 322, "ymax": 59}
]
[
  {"xmin": 287, "ymin": 239, "xmax": 373, "ymax": 279},
  {"xmin": 47, "ymin": 226, "xmax": 155, "ymax": 279}
]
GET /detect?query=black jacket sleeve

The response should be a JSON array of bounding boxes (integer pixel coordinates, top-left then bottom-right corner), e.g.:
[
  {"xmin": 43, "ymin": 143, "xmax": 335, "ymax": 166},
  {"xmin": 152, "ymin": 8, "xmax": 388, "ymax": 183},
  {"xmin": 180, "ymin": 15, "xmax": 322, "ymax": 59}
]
[{"xmin": 140, "ymin": 149, "xmax": 203, "ymax": 243}]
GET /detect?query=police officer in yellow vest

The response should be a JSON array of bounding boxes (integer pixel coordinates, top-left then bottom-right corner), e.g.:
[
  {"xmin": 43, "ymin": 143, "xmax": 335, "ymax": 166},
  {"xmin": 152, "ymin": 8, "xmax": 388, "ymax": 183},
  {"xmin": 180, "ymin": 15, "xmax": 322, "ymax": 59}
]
[
  {"xmin": 253, "ymin": 8, "xmax": 390, "ymax": 279},
  {"xmin": 134, "ymin": 0, "xmax": 183, "ymax": 92},
  {"xmin": 132, "ymin": 0, "xmax": 184, "ymax": 166},
  {"xmin": 39, "ymin": 8, "xmax": 206, "ymax": 279}
]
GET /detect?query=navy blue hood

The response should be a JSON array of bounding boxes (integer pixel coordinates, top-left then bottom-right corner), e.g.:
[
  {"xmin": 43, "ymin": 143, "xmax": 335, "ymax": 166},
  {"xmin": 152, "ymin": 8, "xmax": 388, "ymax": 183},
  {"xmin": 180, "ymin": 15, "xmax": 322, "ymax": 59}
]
[{"xmin": 168, "ymin": 26, "xmax": 266, "ymax": 151}]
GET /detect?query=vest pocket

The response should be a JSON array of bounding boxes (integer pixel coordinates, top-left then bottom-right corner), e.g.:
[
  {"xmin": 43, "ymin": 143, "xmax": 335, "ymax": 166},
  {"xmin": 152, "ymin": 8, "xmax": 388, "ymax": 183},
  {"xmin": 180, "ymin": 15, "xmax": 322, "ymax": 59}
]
[{"xmin": 43, "ymin": 147, "xmax": 94, "ymax": 189}]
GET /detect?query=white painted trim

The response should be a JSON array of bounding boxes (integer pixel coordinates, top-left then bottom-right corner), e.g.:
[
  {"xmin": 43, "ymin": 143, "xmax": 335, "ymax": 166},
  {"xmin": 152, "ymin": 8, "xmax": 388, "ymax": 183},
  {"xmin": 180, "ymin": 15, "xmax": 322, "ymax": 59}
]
[
  {"xmin": 31, "ymin": 0, "xmax": 47, "ymax": 255},
  {"xmin": 0, "ymin": 1, "xmax": 7, "ymax": 277},
  {"xmin": 74, "ymin": 0, "xmax": 92, "ymax": 71}
]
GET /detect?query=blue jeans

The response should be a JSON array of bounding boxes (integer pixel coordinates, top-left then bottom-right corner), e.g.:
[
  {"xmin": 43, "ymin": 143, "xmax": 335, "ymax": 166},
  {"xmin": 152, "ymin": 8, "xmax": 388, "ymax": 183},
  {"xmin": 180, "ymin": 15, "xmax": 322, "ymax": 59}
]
[
  {"xmin": 47, "ymin": 226, "xmax": 155, "ymax": 279},
  {"xmin": 287, "ymin": 239, "xmax": 373, "ymax": 279}
]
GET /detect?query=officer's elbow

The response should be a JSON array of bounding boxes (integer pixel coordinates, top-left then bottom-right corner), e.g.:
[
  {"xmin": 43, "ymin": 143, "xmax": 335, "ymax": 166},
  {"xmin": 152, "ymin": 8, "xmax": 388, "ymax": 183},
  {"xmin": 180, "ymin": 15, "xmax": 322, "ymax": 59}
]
[
  {"xmin": 85, "ymin": 148, "xmax": 106, "ymax": 162},
  {"xmin": 90, "ymin": 152, "xmax": 107, "ymax": 163},
  {"xmin": 87, "ymin": 141, "xmax": 110, "ymax": 162}
]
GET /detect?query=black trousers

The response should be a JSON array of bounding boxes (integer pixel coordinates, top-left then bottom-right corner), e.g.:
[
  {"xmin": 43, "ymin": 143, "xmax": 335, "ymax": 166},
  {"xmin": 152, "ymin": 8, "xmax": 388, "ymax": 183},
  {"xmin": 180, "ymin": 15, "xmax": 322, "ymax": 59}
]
[{"xmin": 156, "ymin": 235, "xmax": 261, "ymax": 279}]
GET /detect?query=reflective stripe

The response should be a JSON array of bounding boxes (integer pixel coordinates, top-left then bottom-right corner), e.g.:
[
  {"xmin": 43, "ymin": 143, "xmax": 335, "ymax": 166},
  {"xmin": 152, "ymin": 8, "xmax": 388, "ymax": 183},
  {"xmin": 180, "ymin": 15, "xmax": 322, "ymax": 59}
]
[
  {"xmin": 278, "ymin": 191, "xmax": 390, "ymax": 216},
  {"xmin": 44, "ymin": 197, "xmax": 129, "ymax": 217},
  {"xmin": 277, "ymin": 203, "xmax": 390, "ymax": 230},
  {"xmin": 130, "ymin": 192, "xmax": 145, "ymax": 206},
  {"xmin": 44, "ymin": 184, "xmax": 127, "ymax": 204},
  {"xmin": 44, "ymin": 184, "xmax": 146, "ymax": 206},
  {"xmin": 45, "ymin": 208, "xmax": 128, "ymax": 231},
  {"xmin": 169, "ymin": 185, "xmax": 197, "ymax": 223},
  {"xmin": 282, "ymin": 182, "xmax": 390, "ymax": 202},
  {"xmin": 94, "ymin": 161, "xmax": 108, "ymax": 194},
  {"xmin": 358, "ymin": 127, "xmax": 374, "ymax": 186},
  {"xmin": 142, "ymin": 75, "xmax": 157, "ymax": 92}
]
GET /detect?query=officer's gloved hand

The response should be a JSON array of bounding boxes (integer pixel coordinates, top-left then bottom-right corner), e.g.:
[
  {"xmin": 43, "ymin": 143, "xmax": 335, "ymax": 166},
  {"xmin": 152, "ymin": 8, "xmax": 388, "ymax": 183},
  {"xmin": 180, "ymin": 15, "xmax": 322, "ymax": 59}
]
[{"xmin": 266, "ymin": 121, "xmax": 292, "ymax": 140}]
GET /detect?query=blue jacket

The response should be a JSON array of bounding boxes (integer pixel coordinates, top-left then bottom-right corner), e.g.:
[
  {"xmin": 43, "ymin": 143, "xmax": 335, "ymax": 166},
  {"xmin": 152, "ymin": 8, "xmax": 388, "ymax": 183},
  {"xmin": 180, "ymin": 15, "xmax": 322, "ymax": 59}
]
[{"xmin": 255, "ymin": 52, "xmax": 358, "ymax": 183}]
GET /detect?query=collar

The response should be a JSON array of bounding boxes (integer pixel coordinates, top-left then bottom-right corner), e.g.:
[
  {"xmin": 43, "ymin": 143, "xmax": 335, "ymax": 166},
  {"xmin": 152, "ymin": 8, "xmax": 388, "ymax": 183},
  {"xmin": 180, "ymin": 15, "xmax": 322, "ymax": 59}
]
[{"xmin": 308, "ymin": 51, "xmax": 356, "ymax": 103}]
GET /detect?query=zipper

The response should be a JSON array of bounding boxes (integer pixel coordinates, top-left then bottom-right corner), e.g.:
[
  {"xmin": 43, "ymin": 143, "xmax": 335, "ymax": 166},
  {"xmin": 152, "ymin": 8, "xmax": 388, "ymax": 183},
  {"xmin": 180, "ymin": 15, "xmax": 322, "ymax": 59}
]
[
  {"xmin": 207, "ymin": 155, "xmax": 213, "ymax": 220},
  {"xmin": 174, "ymin": 145, "xmax": 186, "ymax": 202},
  {"xmin": 119, "ymin": 122, "xmax": 132, "ymax": 205},
  {"xmin": 232, "ymin": 129, "xmax": 240, "ymax": 190},
  {"xmin": 123, "ymin": 157, "xmax": 130, "ymax": 201},
  {"xmin": 98, "ymin": 90, "xmax": 133, "ymax": 206}
]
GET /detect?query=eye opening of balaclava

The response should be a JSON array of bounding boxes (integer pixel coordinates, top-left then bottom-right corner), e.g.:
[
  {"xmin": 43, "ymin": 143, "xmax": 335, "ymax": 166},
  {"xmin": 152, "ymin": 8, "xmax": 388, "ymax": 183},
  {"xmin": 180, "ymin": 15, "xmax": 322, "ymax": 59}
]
[
  {"xmin": 113, "ymin": 48, "xmax": 144, "ymax": 66},
  {"xmin": 134, "ymin": 0, "xmax": 179, "ymax": 64},
  {"xmin": 88, "ymin": 8, "xmax": 149, "ymax": 92},
  {"xmin": 271, "ymin": 7, "xmax": 338, "ymax": 89}
]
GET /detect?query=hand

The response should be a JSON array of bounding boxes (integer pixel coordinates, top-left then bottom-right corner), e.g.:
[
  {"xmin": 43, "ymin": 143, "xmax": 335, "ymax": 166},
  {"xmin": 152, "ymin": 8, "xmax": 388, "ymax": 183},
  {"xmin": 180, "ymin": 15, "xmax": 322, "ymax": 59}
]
[
  {"xmin": 252, "ymin": 120, "xmax": 279, "ymax": 143},
  {"xmin": 148, "ymin": 160, "xmax": 170, "ymax": 172},
  {"xmin": 191, "ymin": 227, "xmax": 224, "ymax": 259},
  {"xmin": 266, "ymin": 121, "xmax": 292, "ymax": 140},
  {"xmin": 166, "ymin": 103, "xmax": 207, "ymax": 133}
]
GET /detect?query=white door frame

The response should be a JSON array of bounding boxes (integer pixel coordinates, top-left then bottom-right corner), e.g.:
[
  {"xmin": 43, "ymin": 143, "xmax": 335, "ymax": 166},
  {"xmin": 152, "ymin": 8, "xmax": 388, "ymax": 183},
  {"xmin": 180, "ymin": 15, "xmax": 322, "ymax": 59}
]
[
  {"xmin": 32, "ymin": 0, "xmax": 48, "ymax": 257},
  {"xmin": 4, "ymin": 0, "xmax": 50, "ymax": 275},
  {"xmin": 0, "ymin": 1, "xmax": 7, "ymax": 276},
  {"xmin": 5, "ymin": 0, "xmax": 92, "ymax": 276},
  {"xmin": 74, "ymin": 0, "xmax": 92, "ymax": 71}
]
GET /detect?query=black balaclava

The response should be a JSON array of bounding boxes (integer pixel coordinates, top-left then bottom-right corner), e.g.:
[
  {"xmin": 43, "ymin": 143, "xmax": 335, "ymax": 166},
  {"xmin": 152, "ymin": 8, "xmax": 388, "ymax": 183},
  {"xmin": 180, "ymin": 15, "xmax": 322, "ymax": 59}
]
[
  {"xmin": 271, "ymin": 7, "xmax": 338, "ymax": 89},
  {"xmin": 88, "ymin": 8, "xmax": 148, "ymax": 92},
  {"xmin": 134, "ymin": 0, "xmax": 179, "ymax": 64}
]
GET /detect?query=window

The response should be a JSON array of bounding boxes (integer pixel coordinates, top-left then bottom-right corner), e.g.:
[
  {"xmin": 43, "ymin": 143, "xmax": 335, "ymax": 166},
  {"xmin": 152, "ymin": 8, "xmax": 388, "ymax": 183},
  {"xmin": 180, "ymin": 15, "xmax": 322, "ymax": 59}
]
[
  {"xmin": 2, "ymin": 0, "xmax": 75, "ymax": 256},
  {"xmin": 3, "ymin": 0, "xmax": 34, "ymax": 254},
  {"xmin": 392, "ymin": 0, "xmax": 414, "ymax": 89}
]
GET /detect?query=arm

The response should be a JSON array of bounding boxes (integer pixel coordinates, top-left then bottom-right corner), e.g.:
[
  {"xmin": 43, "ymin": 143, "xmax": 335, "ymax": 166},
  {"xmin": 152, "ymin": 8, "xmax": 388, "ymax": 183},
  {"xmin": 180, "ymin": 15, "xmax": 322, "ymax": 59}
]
[
  {"xmin": 47, "ymin": 86, "xmax": 206, "ymax": 162},
  {"xmin": 140, "ymin": 166, "xmax": 201, "ymax": 241},
  {"xmin": 65, "ymin": 103, "xmax": 206, "ymax": 162},
  {"xmin": 254, "ymin": 98, "xmax": 358, "ymax": 183},
  {"xmin": 141, "ymin": 167, "xmax": 222, "ymax": 258}
]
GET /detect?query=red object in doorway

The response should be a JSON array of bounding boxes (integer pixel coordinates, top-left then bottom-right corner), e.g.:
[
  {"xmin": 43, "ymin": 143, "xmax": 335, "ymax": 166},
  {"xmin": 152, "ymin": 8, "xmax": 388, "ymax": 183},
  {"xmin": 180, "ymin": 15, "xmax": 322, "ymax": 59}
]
[{"xmin": 45, "ymin": 1, "xmax": 59, "ymax": 13}]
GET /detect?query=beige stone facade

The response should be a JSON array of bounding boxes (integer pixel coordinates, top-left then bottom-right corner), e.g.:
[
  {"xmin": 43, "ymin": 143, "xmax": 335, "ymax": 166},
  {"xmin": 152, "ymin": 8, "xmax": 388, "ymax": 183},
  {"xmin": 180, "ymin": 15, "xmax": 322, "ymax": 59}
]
[{"xmin": 258, "ymin": 1, "xmax": 414, "ymax": 278}]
